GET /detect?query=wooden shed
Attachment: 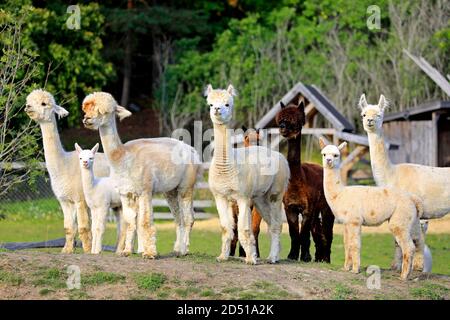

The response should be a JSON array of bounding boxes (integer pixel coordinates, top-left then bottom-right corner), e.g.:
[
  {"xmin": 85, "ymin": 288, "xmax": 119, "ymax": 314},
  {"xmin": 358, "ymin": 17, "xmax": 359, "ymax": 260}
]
[{"xmin": 383, "ymin": 100, "xmax": 450, "ymax": 167}]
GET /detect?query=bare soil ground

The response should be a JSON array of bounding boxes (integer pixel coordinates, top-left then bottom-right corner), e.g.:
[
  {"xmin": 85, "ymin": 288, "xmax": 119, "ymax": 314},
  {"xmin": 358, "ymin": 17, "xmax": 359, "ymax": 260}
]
[{"xmin": 0, "ymin": 250, "xmax": 448, "ymax": 300}]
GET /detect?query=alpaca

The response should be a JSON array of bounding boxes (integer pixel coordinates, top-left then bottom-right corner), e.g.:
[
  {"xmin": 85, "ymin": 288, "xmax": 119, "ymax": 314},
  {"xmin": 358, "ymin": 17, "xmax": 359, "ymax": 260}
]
[
  {"xmin": 275, "ymin": 101, "xmax": 334, "ymax": 262},
  {"xmin": 75, "ymin": 143, "xmax": 126, "ymax": 254},
  {"xmin": 393, "ymin": 220, "xmax": 432, "ymax": 273},
  {"xmin": 359, "ymin": 94, "xmax": 450, "ymax": 219},
  {"xmin": 319, "ymin": 138, "xmax": 423, "ymax": 280},
  {"xmin": 81, "ymin": 92, "xmax": 201, "ymax": 258},
  {"xmin": 24, "ymin": 89, "xmax": 110, "ymax": 253},
  {"xmin": 359, "ymin": 93, "xmax": 450, "ymax": 269},
  {"xmin": 206, "ymin": 84, "xmax": 290, "ymax": 264},
  {"xmin": 230, "ymin": 126, "xmax": 263, "ymax": 258}
]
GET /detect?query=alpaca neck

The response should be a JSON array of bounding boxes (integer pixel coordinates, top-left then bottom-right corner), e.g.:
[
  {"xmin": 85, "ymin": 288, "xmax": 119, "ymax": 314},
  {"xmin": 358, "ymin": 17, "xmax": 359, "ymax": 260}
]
[
  {"xmin": 367, "ymin": 129, "xmax": 393, "ymax": 185},
  {"xmin": 80, "ymin": 166, "xmax": 96, "ymax": 195},
  {"xmin": 39, "ymin": 116, "xmax": 66, "ymax": 170},
  {"xmin": 287, "ymin": 134, "xmax": 302, "ymax": 173},
  {"xmin": 212, "ymin": 122, "xmax": 237, "ymax": 175},
  {"xmin": 323, "ymin": 166, "xmax": 344, "ymax": 205},
  {"xmin": 99, "ymin": 117, "xmax": 123, "ymax": 162}
]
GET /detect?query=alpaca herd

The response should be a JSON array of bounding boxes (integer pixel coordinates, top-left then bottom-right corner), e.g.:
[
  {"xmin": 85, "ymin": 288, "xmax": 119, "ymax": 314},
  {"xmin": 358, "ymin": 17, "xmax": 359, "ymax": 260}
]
[{"xmin": 24, "ymin": 86, "xmax": 449, "ymax": 280}]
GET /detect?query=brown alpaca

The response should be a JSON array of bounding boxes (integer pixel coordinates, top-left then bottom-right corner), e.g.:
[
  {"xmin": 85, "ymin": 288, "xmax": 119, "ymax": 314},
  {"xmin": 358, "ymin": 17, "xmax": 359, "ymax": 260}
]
[
  {"xmin": 276, "ymin": 101, "xmax": 334, "ymax": 262},
  {"xmin": 229, "ymin": 126, "xmax": 263, "ymax": 258}
]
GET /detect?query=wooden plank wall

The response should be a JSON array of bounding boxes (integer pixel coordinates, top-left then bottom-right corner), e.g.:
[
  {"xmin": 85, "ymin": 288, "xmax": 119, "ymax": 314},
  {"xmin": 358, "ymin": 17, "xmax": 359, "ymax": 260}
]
[{"xmin": 383, "ymin": 120, "xmax": 435, "ymax": 166}]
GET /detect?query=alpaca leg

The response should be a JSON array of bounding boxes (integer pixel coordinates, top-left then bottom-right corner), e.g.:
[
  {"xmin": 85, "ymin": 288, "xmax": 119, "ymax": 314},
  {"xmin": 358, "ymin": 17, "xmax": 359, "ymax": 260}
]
[
  {"xmin": 61, "ymin": 201, "xmax": 76, "ymax": 254},
  {"xmin": 179, "ymin": 189, "xmax": 195, "ymax": 255},
  {"xmin": 237, "ymin": 197, "xmax": 257, "ymax": 265},
  {"xmin": 343, "ymin": 224, "xmax": 352, "ymax": 271},
  {"xmin": 391, "ymin": 230, "xmax": 415, "ymax": 280},
  {"xmin": 285, "ymin": 205, "xmax": 301, "ymax": 260},
  {"xmin": 92, "ymin": 207, "xmax": 107, "ymax": 254},
  {"xmin": 215, "ymin": 195, "xmax": 233, "ymax": 262},
  {"xmin": 267, "ymin": 199, "xmax": 283, "ymax": 264},
  {"xmin": 310, "ymin": 212, "xmax": 325, "ymax": 262},
  {"xmin": 120, "ymin": 194, "xmax": 137, "ymax": 256},
  {"xmin": 321, "ymin": 208, "xmax": 334, "ymax": 263},
  {"xmin": 75, "ymin": 201, "xmax": 92, "ymax": 253},
  {"xmin": 164, "ymin": 190, "xmax": 183, "ymax": 255},
  {"xmin": 411, "ymin": 219, "xmax": 424, "ymax": 272},
  {"xmin": 347, "ymin": 223, "xmax": 361, "ymax": 274},
  {"xmin": 299, "ymin": 212, "xmax": 313, "ymax": 262},
  {"xmin": 138, "ymin": 193, "xmax": 157, "ymax": 259},
  {"xmin": 90, "ymin": 209, "xmax": 99, "ymax": 254},
  {"xmin": 391, "ymin": 240, "xmax": 402, "ymax": 271},
  {"xmin": 251, "ymin": 208, "xmax": 263, "ymax": 258},
  {"xmin": 114, "ymin": 207, "xmax": 126, "ymax": 254},
  {"xmin": 230, "ymin": 202, "xmax": 239, "ymax": 257}
]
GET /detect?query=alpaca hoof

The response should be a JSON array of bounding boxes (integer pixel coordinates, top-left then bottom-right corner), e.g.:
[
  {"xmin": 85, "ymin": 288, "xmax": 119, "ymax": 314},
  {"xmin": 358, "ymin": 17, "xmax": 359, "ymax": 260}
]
[
  {"xmin": 268, "ymin": 257, "xmax": 279, "ymax": 264},
  {"xmin": 300, "ymin": 254, "xmax": 312, "ymax": 263},
  {"xmin": 142, "ymin": 253, "xmax": 156, "ymax": 259},
  {"xmin": 216, "ymin": 255, "xmax": 228, "ymax": 262},
  {"xmin": 390, "ymin": 262, "xmax": 401, "ymax": 271},
  {"xmin": 350, "ymin": 268, "xmax": 360, "ymax": 274},
  {"xmin": 245, "ymin": 256, "xmax": 257, "ymax": 265},
  {"xmin": 120, "ymin": 250, "xmax": 132, "ymax": 257},
  {"xmin": 287, "ymin": 253, "xmax": 299, "ymax": 261},
  {"xmin": 61, "ymin": 247, "xmax": 74, "ymax": 254},
  {"xmin": 413, "ymin": 258, "xmax": 424, "ymax": 272},
  {"xmin": 91, "ymin": 251, "xmax": 101, "ymax": 255}
]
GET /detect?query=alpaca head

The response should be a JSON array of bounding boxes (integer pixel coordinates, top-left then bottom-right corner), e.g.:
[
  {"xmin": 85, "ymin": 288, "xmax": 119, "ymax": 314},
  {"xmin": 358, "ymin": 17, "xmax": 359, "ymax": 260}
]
[
  {"xmin": 25, "ymin": 89, "xmax": 69, "ymax": 123},
  {"xmin": 82, "ymin": 92, "xmax": 132, "ymax": 130},
  {"xmin": 420, "ymin": 220, "xmax": 429, "ymax": 235},
  {"xmin": 275, "ymin": 100, "xmax": 306, "ymax": 139},
  {"xmin": 242, "ymin": 126, "xmax": 261, "ymax": 147},
  {"xmin": 75, "ymin": 143, "xmax": 99, "ymax": 169},
  {"xmin": 204, "ymin": 84, "xmax": 236, "ymax": 125},
  {"xmin": 319, "ymin": 138, "xmax": 347, "ymax": 169},
  {"xmin": 358, "ymin": 94, "xmax": 388, "ymax": 133}
]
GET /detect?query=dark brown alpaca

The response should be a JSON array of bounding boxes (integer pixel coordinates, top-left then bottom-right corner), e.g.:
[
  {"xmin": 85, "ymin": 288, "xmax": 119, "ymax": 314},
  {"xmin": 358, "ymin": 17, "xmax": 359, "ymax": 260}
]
[
  {"xmin": 276, "ymin": 100, "xmax": 334, "ymax": 262},
  {"xmin": 229, "ymin": 126, "xmax": 263, "ymax": 258}
]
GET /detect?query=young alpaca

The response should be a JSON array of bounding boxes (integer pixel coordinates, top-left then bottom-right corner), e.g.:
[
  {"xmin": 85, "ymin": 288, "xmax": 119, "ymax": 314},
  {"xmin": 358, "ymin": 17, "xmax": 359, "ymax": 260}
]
[
  {"xmin": 359, "ymin": 93, "xmax": 449, "ymax": 269},
  {"xmin": 24, "ymin": 89, "xmax": 110, "ymax": 253},
  {"xmin": 82, "ymin": 92, "xmax": 201, "ymax": 258},
  {"xmin": 206, "ymin": 84, "xmax": 290, "ymax": 264},
  {"xmin": 75, "ymin": 143, "xmax": 126, "ymax": 254},
  {"xmin": 230, "ymin": 127, "xmax": 263, "ymax": 258},
  {"xmin": 319, "ymin": 139, "xmax": 423, "ymax": 280},
  {"xmin": 276, "ymin": 101, "xmax": 334, "ymax": 262}
]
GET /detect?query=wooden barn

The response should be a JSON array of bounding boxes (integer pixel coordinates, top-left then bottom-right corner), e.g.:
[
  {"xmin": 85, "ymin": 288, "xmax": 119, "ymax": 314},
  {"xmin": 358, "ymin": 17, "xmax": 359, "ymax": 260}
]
[{"xmin": 383, "ymin": 100, "xmax": 450, "ymax": 167}]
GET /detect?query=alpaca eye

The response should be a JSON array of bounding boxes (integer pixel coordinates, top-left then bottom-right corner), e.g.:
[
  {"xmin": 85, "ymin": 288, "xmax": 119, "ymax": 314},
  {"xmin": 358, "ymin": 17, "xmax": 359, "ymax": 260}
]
[
  {"xmin": 225, "ymin": 104, "xmax": 229, "ymax": 107},
  {"xmin": 334, "ymin": 154, "xmax": 338, "ymax": 157},
  {"xmin": 362, "ymin": 114, "xmax": 366, "ymax": 117},
  {"xmin": 41, "ymin": 102, "xmax": 46, "ymax": 106},
  {"xmin": 209, "ymin": 104, "xmax": 213, "ymax": 107}
]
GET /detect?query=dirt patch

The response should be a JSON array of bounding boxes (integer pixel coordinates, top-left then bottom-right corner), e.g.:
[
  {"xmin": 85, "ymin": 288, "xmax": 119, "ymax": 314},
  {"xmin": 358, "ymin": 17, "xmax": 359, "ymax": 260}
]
[{"xmin": 0, "ymin": 251, "xmax": 448, "ymax": 300}]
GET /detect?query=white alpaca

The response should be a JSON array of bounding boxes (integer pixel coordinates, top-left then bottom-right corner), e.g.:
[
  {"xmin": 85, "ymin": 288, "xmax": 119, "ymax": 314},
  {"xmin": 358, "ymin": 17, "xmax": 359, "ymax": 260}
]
[
  {"xmin": 75, "ymin": 143, "xmax": 126, "ymax": 254},
  {"xmin": 319, "ymin": 138, "xmax": 423, "ymax": 280},
  {"xmin": 359, "ymin": 94, "xmax": 450, "ymax": 219},
  {"xmin": 205, "ymin": 84, "xmax": 290, "ymax": 264},
  {"xmin": 81, "ymin": 92, "xmax": 201, "ymax": 258},
  {"xmin": 25, "ymin": 89, "xmax": 110, "ymax": 253}
]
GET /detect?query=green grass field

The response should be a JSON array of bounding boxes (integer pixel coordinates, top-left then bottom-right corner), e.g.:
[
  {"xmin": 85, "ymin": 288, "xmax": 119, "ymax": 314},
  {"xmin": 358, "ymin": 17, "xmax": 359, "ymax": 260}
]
[{"xmin": 1, "ymin": 198, "xmax": 449, "ymax": 275}]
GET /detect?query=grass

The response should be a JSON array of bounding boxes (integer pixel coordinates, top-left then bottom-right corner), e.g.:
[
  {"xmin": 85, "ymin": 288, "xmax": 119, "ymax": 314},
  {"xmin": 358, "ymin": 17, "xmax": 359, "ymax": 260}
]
[
  {"xmin": 332, "ymin": 283, "xmax": 355, "ymax": 300},
  {"xmin": 410, "ymin": 283, "xmax": 449, "ymax": 300},
  {"xmin": 134, "ymin": 273, "xmax": 166, "ymax": 291},
  {"xmin": 32, "ymin": 267, "xmax": 66, "ymax": 289},
  {"xmin": 0, "ymin": 270, "xmax": 24, "ymax": 286},
  {"xmin": 0, "ymin": 199, "xmax": 449, "ymax": 276},
  {"xmin": 236, "ymin": 281, "xmax": 291, "ymax": 300},
  {"xmin": 82, "ymin": 272, "xmax": 125, "ymax": 286}
]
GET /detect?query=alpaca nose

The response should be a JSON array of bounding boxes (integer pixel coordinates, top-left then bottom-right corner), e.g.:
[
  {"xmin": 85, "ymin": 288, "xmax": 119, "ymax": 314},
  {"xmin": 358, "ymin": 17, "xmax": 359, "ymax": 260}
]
[
  {"xmin": 367, "ymin": 119, "xmax": 374, "ymax": 125},
  {"xmin": 83, "ymin": 117, "xmax": 90, "ymax": 124},
  {"xmin": 326, "ymin": 158, "xmax": 332, "ymax": 164},
  {"xmin": 25, "ymin": 105, "xmax": 31, "ymax": 111},
  {"xmin": 279, "ymin": 123, "xmax": 286, "ymax": 129},
  {"xmin": 214, "ymin": 107, "xmax": 220, "ymax": 113}
]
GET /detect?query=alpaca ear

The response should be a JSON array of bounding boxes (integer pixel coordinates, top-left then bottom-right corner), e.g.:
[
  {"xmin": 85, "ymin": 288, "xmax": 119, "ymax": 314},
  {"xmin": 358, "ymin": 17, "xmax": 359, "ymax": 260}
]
[
  {"xmin": 280, "ymin": 101, "xmax": 286, "ymax": 109},
  {"xmin": 91, "ymin": 143, "xmax": 99, "ymax": 154},
  {"xmin": 358, "ymin": 94, "xmax": 367, "ymax": 110},
  {"xmin": 241, "ymin": 125, "xmax": 248, "ymax": 132},
  {"xmin": 54, "ymin": 105, "xmax": 69, "ymax": 119},
  {"xmin": 256, "ymin": 128, "xmax": 260, "ymax": 134},
  {"xmin": 227, "ymin": 84, "xmax": 237, "ymax": 97},
  {"xmin": 338, "ymin": 141, "xmax": 347, "ymax": 151},
  {"xmin": 298, "ymin": 100, "xmax": 305, "ymax": 110},
  {"xmin": 204, "ymin": 84, "xmax": 213, "ymax": 97},
  {"xmin": 74, "ymin": 143, "xmax": 82, "ymax": 153},
  {"xmin": 378, "ymin": 94, "xmax": 388, "ymax": 111},
  {"xmin": 115, "ymin": 105, "xmax": 132, "ymax": 121},
  {"xmin": 318, "ymin": 137, "xmax": 327, "ymax": 150}
]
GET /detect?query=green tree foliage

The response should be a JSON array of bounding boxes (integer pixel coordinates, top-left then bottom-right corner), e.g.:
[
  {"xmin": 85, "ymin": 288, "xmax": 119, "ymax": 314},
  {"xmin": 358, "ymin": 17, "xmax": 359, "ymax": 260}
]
[{"xmin": 158, "ymin": 0, "xmax": 450, "ymax": 132}]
